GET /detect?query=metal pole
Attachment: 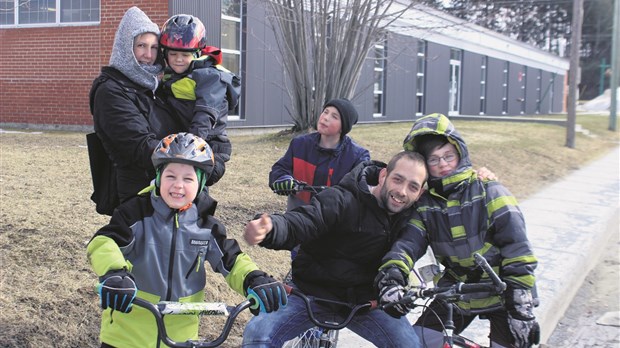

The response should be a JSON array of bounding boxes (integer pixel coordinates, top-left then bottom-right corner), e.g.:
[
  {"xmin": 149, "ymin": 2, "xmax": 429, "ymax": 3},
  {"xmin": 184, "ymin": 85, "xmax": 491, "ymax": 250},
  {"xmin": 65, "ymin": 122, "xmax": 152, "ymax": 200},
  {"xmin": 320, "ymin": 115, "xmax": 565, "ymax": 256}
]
[
  {"xmin": 609, "ymin": 0, "xmax": 619, "ymax": 131},
  {"xmin": 599, "ymin": 58, "xmax": 606, "ymax": 97},
  {"xmin": 566, "ymin": 0, "xmax": 584, "ymax": 148}
]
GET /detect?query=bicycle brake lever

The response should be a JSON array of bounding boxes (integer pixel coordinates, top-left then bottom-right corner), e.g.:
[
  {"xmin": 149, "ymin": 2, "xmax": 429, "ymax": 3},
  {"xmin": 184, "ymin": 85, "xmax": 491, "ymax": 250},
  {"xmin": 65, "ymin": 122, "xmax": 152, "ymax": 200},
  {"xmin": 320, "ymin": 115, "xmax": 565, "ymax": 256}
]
[{"xmin": 473, "ymin": 253, "xmax": 507, "ymax": 293}]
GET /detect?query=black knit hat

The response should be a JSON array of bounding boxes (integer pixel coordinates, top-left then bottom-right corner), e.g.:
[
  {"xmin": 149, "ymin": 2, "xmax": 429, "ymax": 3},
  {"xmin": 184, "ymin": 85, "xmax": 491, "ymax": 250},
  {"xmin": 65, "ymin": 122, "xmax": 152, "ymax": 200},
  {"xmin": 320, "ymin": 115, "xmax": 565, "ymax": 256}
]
[{"xmin": 323, "ymin": 98, "xmax": 359, "ymax": 138}]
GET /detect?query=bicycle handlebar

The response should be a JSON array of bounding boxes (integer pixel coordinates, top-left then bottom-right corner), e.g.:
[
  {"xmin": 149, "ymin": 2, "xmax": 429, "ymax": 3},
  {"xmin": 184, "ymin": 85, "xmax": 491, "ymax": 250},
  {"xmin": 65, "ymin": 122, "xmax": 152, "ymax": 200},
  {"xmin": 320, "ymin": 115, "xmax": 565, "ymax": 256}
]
[
  {"xmin": 383, "ymin": 253, "xmax": 507, "ymax": 311},
  {"xmin": 284, "ymin": 285, "xmax": 378, "ymax": 330},
  {"xmin": 132, "ymin": 297, "xmax": 254, "ymax": 348},
  {"xmin": 272, "ymin": 180, "xmax": 328, "ymax": 195}
]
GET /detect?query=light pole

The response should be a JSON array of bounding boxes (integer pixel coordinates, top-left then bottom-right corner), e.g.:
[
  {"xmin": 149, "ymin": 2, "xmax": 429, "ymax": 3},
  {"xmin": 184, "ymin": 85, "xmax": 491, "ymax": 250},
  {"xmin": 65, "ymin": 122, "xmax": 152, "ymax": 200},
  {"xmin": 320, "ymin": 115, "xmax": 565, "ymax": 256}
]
[
  {"xmin": 566, "ymin": 0, "xmax": 584, "ymax": 148},
  {"xmin": 609, "ymin": 0, "xmax": 619, "ymax": 131}
]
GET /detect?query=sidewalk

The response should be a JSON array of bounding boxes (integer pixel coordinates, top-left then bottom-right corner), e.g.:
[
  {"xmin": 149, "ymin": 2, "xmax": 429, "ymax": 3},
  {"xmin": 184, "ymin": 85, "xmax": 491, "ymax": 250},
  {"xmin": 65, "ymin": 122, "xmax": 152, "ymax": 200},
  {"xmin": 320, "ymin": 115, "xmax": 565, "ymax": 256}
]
[{"xmin": 339, "ymin": 146, "xmax": 620, "ymax": 347}]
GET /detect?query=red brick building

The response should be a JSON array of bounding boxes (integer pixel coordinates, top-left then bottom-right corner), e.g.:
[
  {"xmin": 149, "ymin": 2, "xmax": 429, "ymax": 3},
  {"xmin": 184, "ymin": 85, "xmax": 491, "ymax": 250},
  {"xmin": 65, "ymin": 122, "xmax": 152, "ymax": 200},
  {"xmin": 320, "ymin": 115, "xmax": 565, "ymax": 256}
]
[{"xmin": 0, "ymin": 1, "xmax": 168, "ymax": 128}]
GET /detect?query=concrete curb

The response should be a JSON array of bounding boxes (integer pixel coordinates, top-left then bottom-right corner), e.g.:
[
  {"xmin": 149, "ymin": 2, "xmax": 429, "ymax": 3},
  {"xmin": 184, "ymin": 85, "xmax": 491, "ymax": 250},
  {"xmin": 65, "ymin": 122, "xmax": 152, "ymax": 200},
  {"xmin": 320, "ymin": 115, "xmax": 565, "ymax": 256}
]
[{"xmin": 339, "ymin": 146, "xmax": 620, "ymax": 347}]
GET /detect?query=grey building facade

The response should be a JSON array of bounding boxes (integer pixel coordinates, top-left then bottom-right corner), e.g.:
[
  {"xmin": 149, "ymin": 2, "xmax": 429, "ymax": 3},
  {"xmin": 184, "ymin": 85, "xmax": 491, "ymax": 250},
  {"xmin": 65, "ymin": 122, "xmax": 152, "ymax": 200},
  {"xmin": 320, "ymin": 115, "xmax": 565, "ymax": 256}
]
[{"xmin": 171, "ymin": 1, "xmax": 568, "ymax": 129}]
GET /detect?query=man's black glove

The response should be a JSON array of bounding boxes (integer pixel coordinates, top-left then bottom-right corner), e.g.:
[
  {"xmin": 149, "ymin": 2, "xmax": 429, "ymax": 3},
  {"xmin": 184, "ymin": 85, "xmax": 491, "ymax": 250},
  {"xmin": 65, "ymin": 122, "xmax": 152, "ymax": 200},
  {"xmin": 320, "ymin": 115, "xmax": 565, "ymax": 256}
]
[
  {"xmin": 505, "ymin": 288, "xmax": 540, "ymax": 348},
  {"xmin": 98, "ymin": 269, "xmax": 137, "ymax": 313},
  {"xmin": 270, "ymin": 175, "xmax": 297, "ymax": 195},
  {"xmin": 244, "ymin": 270, "xmax": 287, "ymax": 316},
  {"xmin": 374, "ymin": 266, "xmax": 409, "ymax": 318}
]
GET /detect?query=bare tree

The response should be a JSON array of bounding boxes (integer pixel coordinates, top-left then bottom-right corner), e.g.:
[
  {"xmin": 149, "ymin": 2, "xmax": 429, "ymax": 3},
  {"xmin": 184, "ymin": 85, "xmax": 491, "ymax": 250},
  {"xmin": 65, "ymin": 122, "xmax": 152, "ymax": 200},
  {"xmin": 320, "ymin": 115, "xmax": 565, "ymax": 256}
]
[{"xmin": 263, "ymin": 0, "xmax": 415, "ymax": 132}]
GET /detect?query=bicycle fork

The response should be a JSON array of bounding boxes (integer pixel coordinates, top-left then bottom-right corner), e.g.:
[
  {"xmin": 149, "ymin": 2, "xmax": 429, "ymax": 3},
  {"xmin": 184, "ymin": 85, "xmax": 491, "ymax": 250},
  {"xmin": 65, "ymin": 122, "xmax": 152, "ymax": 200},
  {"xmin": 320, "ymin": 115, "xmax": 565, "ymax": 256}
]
[{"xmin": 442, "ymin": 304, "xmax": 455, "ymax": 348}]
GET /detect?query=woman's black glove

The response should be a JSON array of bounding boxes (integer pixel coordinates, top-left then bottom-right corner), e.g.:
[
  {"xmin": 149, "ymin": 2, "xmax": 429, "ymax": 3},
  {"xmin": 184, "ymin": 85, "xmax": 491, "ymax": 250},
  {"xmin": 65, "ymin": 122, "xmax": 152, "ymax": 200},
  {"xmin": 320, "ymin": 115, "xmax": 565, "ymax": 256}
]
[
  {"xmin": 98, "ymin": 269, "xmax": 137, "ymax": 313},
  {"xmin": 244, "ymin": 270, "xmax": 287, "ymax": 316}
]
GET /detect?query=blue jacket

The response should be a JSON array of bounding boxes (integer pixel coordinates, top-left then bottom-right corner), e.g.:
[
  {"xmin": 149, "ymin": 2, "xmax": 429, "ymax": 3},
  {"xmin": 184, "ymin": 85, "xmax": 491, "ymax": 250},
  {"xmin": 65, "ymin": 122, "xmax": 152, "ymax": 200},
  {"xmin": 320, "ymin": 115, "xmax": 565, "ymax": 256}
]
[{"xmin": 269, "ymin": 132, "xmax": 370, "ymax": 209}]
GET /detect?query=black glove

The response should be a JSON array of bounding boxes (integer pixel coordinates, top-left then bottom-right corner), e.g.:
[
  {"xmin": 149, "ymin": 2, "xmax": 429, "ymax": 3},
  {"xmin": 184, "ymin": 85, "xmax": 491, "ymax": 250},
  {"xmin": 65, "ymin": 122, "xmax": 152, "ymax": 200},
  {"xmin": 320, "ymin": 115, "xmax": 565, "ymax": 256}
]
[
  {"xmin": 98, "ymin": 269, "xmax": 137, "ymax": 313},
  {"xmin": 374, "ymin": 266, "xmax": 409, "ymax": 318},
  {"xmin": 206, "ymin": 153, "xmax": 226, "ymax": 186},
  {"xmin": 244, "ymin": 270, "xmax": 287, "ymax": 316},
  {"xmin": 505, "ymin": 288, "xmax": 540, "ymax": 348},
  {"xmin": 207, "ymin": 136, "xmax": 232, "ymax": 160},
  {"xmin": 271, "ymin": 175, "xmax": 297, "ymax": 195}
]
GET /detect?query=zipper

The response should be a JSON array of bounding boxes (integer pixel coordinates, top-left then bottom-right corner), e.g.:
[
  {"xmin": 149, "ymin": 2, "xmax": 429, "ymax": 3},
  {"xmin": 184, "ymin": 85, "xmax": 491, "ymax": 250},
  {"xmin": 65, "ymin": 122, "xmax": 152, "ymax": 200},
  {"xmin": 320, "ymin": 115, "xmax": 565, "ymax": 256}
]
[
  {"xmin": 185, "ymin": 250, "xmax": 203, "ymax": 279},
  {"xmin": 165, "ymin": 212, "xmax": 179, "ymax": 301}
]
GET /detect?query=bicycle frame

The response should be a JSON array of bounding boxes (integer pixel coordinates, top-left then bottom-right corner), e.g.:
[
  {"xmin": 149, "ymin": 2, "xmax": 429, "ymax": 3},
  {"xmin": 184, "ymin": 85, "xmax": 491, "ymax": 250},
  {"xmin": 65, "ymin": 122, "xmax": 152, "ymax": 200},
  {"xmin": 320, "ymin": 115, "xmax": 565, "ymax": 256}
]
[
  {"xmin": 384, "ymin": 253, "xmax": 507, "ymax": 348},
  {"xmin": 132, "ymin": 297, "xmax": 254, "ymax": 348},
  {"xmin": 281, "ymin": 285, "xmax": 377, "ymax": 348}
]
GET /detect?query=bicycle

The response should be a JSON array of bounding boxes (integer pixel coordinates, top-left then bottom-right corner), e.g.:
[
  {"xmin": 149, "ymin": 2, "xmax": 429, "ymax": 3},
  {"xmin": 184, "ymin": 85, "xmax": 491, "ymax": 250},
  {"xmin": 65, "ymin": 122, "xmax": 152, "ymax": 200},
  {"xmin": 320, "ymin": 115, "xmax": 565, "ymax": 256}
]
[
  {"xmin": 282, "ymin": 285, "xmax": 378, "ymax": 348},
  {"xmin": 383, "ymin": 253, "xmax": 507, "ymax": 348},
  {"xmin": 125, "ymin": 297, "xmax": 254, "ymax": 348}
]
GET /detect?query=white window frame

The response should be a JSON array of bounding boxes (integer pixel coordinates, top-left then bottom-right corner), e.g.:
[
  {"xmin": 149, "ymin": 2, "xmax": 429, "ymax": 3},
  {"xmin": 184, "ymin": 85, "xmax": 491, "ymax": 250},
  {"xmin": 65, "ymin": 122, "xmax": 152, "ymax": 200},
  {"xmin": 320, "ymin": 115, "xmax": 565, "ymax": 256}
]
[
  {"xmin": 502, "ymin": 62, "xmax": 509, "ymax": 115},
  {"xmin": 373, "ymin": 42, "xmax": 386, "ymax": 117},
  {"xmin": 479, "ymin": 56, "xmax": 487, "ymax": 115},
  {"xmin": 416, "ymin": 40, "xmax": 426, "ymax": 116},
  {"xmin": 221, "ymin": 0, "xmax": 243, "ymax": 120},
  {"xmin": 536, "ymin": 69, "xmax": 542, "ymax": 114},
  {"xmin": 0, "ymin": 0, "xmax": 100, "ymax": 28},
  {"xmin": 520, "ymin": 67, "xmax": 527, "ymax": 114}
]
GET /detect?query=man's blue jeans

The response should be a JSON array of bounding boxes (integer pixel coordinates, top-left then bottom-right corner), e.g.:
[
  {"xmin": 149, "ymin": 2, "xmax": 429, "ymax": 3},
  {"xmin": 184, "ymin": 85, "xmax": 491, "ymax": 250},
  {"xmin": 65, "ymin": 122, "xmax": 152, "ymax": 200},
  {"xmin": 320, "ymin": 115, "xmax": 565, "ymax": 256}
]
[{"xmin": 242, "ymin": 284, "xmax": 421, "ymax": 347}]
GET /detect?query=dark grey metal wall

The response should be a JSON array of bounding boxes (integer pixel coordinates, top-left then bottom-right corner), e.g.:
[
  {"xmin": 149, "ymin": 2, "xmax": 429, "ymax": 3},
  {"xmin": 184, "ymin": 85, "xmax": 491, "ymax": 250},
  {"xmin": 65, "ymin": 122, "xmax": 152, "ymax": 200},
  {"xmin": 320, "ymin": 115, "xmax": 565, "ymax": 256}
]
[
  {"xmin": 461, "ymin": 51, "xmax": 483, "ymax": 115},
  {"xmin": 168, "ymin": 0, "xmax": 567, "ymax": 128},
  {"xmin": 525, "ymin": 68, "xmax": 540, "ymax": 114},
  {"xmin": 553, "ymin": 74, "xmax": 565, "ymax": 113},
  {"xmin": 384, "ymin": 32, "xmax": 418, "ymax": 120},
  {"xmin": 354, "ymin": 54, "xmax": 376, "ymax": 120},
  {"xmin": 425, "ymin": 42, "xmax": 450, "ymax": 116},
  {"xmin": 230, "ymin": 1, "xmax": 290, "ymax": 127},
  {"xmin": 169, "ymin": 1, "xmax": 221, "ymax": 47},
  {"xmin": 507, "ymin": 62, "xmax": 522, "ymax": 115},
  {"xmin": 485, "ymin": 57, "xmax": 504, "ymax": 116},
  {"xmin": 540, "ymin": 70, "xmax": 553, "ymax": 113}
]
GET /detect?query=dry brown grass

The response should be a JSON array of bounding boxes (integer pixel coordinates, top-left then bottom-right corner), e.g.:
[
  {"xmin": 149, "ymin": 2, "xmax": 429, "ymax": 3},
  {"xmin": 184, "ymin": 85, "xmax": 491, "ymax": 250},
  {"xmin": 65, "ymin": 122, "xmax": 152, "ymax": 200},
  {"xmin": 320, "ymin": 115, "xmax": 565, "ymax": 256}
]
[{"xmin": 0, "ymin": 115, "xmax": 618, "ymax": 347}]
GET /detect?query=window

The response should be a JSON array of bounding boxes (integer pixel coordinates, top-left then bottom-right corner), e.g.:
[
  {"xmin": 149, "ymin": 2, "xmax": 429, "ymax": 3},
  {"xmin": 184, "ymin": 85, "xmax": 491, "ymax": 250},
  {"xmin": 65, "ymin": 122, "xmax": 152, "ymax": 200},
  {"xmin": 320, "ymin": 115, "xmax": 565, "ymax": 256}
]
[
  {"xmin": 549, "ymin": 73, "xmax": 556, "ymax": 113},
  {"xmin": 448, "ymin": 48, "xmax": 462, "ymax": 115},
  {"xmin": 536, "ymin": 69, "xmax": 542, "ymax": 114},
  {"xmin": 502, "ymin": 62, "xmax": 509, "ymax": 115},
  {"xmin": 1, "ymin": 0, "xmax": 99, "ymax": 26},
  {"xmin": 520, "ymin": 67, "xmax": 527, "ymax": 114},
  {"xmin": 416, "ymin": 40, "xmax": 426, "ymax": 116},
  {"xmin": 479, "ymin": 56, "xmax": 487, "ymax": 115},
  {"xmin": 221, "ymin": 0, "xmax": 243, "ymax": 118},
  {"xmin": 373, "ymin": 42, "xmax": 386, "ymax": 117}
]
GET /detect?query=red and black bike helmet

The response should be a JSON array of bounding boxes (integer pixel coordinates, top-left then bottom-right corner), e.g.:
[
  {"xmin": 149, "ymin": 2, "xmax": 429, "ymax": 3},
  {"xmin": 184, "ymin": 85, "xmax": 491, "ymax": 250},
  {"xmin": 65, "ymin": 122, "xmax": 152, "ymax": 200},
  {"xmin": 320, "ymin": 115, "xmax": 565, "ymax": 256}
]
[{"xmin": 159, "ymin": 14, "xmax": 207, "ymax": 52}]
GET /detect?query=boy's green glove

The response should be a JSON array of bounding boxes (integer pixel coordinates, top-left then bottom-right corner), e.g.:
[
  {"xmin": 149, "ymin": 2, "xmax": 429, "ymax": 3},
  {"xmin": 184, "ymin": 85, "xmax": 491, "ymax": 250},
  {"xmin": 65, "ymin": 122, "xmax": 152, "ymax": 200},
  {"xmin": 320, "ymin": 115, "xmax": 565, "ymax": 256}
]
[{"xmin": 271, "ymin": 175, "xmax": 297, "ymax": 195}]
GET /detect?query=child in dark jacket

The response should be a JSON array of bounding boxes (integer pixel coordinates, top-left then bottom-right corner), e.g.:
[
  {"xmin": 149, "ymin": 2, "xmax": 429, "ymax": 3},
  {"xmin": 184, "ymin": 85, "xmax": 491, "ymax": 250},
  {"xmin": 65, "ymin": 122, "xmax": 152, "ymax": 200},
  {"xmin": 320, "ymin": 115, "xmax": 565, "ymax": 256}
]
[
  {"xmin": 378, "ymin": 113, "xmax": 539, "ymax": 348},
  {"xmin": 158, "ymin": 14, "xmax": 240, "ymax": 186},
  {"xmin": 269, "ymin": 98, "xmax": 370, "ymax": 211},
  {"xmin": 87, "ymin": 133, "xmax": 286, "ymax": 348}
]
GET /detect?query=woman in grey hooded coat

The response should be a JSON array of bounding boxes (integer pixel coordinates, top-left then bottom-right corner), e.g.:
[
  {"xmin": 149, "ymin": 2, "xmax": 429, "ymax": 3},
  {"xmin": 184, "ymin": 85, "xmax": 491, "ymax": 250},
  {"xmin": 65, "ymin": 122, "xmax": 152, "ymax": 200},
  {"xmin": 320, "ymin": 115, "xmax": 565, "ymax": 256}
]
[{"xmin": 89, "ymin": 6, "xmax": 182, "ymax": 206}]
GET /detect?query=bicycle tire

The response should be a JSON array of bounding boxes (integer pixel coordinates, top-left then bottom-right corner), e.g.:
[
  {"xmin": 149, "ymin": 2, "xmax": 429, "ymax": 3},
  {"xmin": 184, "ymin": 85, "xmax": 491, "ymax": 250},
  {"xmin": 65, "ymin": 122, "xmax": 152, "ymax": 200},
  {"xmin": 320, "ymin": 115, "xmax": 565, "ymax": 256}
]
[
  {"xmin": 449, "ymin": 334, "xmax": 487, "ymax": 348},
  {"xmin": 282, "ymin": 327, "xmax": 339, "ymax": 348}
]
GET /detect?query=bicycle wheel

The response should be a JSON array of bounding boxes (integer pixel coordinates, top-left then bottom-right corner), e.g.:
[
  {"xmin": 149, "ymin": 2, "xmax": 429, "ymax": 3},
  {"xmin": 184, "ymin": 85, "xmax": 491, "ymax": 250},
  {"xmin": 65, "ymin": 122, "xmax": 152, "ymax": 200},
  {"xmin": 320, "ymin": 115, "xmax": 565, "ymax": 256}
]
[
  {"xmin": 282, "ymin": 327, "xmax": 339, "ymax": 348},
  {"xmin": 449, "ymin": 334, "xmax": 486, "ymax": 348}
]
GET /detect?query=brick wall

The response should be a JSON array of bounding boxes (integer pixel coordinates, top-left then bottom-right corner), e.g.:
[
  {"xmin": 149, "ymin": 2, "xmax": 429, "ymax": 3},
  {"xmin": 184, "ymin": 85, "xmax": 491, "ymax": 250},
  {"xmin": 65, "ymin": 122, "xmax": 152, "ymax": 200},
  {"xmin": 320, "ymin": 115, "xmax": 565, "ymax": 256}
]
[{"xmin": 0, "ymin": 1, "xmax": 168, "ymax": 128}]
